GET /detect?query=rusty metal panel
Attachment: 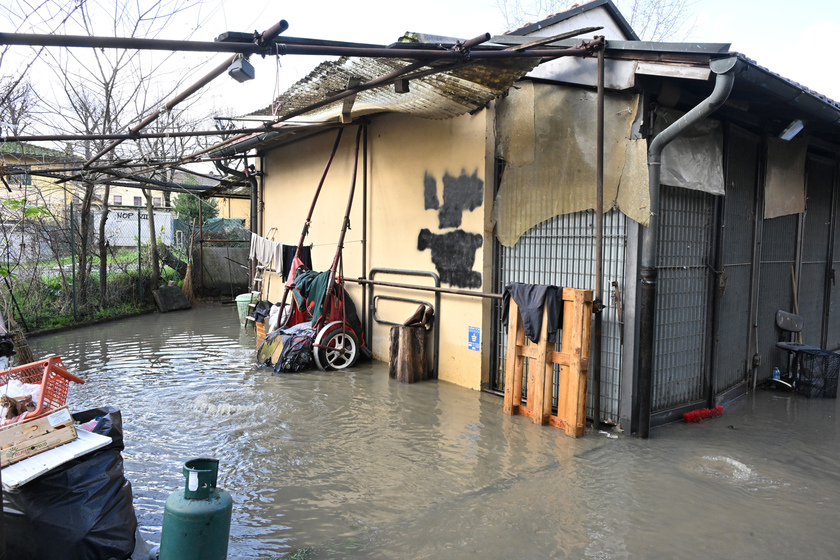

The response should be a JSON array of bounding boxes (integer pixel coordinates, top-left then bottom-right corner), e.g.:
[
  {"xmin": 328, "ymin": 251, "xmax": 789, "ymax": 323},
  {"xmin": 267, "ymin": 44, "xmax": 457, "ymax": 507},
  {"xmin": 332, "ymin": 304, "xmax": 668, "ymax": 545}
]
[
  {"xmin": 757, "ymin": 214, "xmax": 797, "ymax": 377},
  {"xmin": 713, "ymin": 128, "xmax": 758, "ymax": 394},
  {"xmin": 491, "ymin": 210, "xmax": 627, "ymax": 424},
  {"xmin": 652, "ymin": 184, "xmax": 714, "ymax": 411}
]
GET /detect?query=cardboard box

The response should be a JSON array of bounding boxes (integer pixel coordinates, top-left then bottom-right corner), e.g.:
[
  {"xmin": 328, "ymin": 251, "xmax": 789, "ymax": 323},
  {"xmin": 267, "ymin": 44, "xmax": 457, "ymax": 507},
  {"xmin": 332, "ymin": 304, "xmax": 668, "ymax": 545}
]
[{"xmin": 0, "ymin": 406, "xmax": 78, "ymax": 467}]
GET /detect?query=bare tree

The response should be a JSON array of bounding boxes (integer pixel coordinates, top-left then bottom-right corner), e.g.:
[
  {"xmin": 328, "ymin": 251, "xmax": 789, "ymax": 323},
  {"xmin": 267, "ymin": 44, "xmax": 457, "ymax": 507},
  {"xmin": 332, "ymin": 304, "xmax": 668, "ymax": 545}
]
[
  {"xmin": 496, "ymin": 0, "xmax": 695, "ymax": 41},
  {"xmin": 0, "ymin": 78, "xmax": 37, "ymax": 137},
  {"xmin": 4, "ymin": 0, "xmax": 210, "ymax": 312}
]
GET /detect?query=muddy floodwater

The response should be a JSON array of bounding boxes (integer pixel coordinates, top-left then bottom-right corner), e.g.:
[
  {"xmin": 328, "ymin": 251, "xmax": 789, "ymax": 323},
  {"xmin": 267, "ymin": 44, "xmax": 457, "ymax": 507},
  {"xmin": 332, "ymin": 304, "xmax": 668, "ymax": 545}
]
[{"xmin": 29, "ymin": 304, "xmax": 840, "ymax": 559}]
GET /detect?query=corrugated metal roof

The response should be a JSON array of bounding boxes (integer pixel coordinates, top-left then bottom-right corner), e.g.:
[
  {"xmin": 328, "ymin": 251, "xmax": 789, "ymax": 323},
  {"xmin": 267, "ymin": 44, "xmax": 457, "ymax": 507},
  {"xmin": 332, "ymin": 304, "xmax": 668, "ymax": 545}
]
[{"xmin": 267, "ymin": 55, "xmax": 539, "ymax": 122}]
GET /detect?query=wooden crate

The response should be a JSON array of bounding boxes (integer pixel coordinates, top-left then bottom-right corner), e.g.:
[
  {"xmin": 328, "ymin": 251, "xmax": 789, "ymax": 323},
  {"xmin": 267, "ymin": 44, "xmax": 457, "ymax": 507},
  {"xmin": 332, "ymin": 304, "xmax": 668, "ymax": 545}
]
[
  {"xmin": 503, "ymin": 288, "xmax": 593, "ymax": 437},
  {"xmin": 0, "ymin": 406, "xmax": 78, "ymax": 467}
]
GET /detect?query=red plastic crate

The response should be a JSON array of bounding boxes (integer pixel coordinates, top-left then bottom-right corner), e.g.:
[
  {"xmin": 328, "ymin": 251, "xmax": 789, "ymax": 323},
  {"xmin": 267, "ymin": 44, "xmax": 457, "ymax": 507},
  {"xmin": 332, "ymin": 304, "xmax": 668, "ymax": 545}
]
[{"xmin": 0, "ymin": 356, "xmax": 84, "ymax": 420}]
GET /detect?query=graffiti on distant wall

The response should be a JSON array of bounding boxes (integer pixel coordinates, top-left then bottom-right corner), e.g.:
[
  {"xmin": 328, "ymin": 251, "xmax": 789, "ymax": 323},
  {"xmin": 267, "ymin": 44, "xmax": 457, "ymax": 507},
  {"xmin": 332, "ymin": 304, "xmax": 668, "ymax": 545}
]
[{"xmin": 418, "ymin": 170, "xmax": 484, "ymax": 289}]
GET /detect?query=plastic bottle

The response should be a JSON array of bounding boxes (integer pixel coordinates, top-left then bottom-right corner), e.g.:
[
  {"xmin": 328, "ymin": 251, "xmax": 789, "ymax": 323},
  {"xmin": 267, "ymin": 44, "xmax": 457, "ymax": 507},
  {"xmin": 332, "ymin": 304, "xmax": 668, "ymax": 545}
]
[{"xmin": 773, "ymin": 367, "xmax": 781, "ymax": 380}]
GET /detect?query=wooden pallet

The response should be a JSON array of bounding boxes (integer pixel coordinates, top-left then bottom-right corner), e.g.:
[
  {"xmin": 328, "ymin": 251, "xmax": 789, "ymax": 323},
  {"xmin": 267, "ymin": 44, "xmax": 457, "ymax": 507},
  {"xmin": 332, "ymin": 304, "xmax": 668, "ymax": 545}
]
[{"xmin": 503, "ymin": 288, "xmax": 593, "ymax": 437}]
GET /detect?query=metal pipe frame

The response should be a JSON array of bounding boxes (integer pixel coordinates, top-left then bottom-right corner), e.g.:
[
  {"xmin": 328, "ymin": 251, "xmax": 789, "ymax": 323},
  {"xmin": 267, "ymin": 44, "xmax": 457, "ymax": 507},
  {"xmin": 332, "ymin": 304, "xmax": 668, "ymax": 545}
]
[
  {"xmin": 2, "ymin": 126, "xmax": 303, "ymax": 143},
  {"xmin": 79, "ymin": 20, "xmax": 289, "ymax": 169},
  {"xmin": 364, "ymin": 269, "xmax": 443, "ymax": 378},
  {"xmin": 0, "ymin": 31, "xmax": 600, "ymax": 60}
]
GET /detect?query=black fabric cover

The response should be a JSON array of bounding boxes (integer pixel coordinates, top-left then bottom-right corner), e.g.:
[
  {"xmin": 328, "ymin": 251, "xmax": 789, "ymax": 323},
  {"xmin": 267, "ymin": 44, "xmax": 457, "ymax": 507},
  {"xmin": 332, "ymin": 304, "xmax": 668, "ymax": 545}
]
[
  {"xmin": 252, "ymin": 300, "xmax": 274, "ymax": 323},
  {"xmin": 274, "ymin": 323, "xmax": 317, "ymax": 373},
  {"xmin": 502, "ymin": 283, "xmax": 564, "ymax": 343},
  {"xmin": 281, "ymin": 244, "xmax": 313, "ymax": 281},
  {"xmin": 3, "ymin": 406, "xmax": 138, "ymax": 560}
]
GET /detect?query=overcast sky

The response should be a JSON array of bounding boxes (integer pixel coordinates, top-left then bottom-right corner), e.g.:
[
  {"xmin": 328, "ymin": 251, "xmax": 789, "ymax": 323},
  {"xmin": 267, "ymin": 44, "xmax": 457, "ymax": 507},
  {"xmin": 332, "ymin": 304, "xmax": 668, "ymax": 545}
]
[
  {"xmin": 200, "ymin": 0, "xmax": 840, "ymax": 114},
  {"xmin": 4, "ymin": 0, "xmax": 839, "ymax": 136}
]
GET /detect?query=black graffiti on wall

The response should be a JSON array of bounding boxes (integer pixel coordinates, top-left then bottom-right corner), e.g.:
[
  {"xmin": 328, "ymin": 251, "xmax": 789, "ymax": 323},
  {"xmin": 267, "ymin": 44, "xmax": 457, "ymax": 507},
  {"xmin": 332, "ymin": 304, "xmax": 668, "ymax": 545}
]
[
  {"xmin": 417, "ymin": 228, "xmax": 483, "ymax": 289},
  {"xmin": 418, "ymin": 170, "xmax": 485, "ymax": 289},
  {"xmin": 424, "ymin": 170, "xmax": 484, "ymax": 228}
]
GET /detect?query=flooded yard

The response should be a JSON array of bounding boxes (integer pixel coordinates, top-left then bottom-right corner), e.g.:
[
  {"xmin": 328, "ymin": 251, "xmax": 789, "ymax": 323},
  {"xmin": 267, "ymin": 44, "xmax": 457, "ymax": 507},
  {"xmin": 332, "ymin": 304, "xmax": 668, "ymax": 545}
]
[{"xmin": 29, "ymin": 304, "xmax": 840, "ymax": 559}]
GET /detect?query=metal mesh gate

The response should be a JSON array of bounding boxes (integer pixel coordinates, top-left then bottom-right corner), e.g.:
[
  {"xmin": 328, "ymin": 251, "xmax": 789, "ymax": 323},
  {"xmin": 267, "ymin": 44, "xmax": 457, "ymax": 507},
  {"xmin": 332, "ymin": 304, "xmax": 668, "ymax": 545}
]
[
  {"xmin": 757, "ymin": 214, "xmax": 797, "ymax": 377},
  {"xmin": 652, "ymin": 184, "xmax": 714, "ymax": 411},
  {"xmin": 713, "ymin": 128, "xmax": 758, "ymax": 394},
  {"xmin": 800, "ymin": 156, "xmax": 833, "ymax": 347},
  {"xmin": 491, "ymin": 210, "xmax": 627, "ymax": 424}
]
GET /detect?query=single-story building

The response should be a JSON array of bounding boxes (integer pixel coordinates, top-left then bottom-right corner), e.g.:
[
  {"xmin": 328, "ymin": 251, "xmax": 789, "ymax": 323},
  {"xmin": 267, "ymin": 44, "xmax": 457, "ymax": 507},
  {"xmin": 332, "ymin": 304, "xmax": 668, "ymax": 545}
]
[{"xmin": 211, "ymin": 0, "xmax": 840, "ymax": 434}]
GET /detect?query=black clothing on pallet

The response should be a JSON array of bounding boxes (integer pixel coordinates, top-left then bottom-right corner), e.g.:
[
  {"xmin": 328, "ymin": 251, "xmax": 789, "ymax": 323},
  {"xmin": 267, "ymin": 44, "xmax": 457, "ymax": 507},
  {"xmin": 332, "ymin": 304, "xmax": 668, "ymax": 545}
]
[{"xmin": 502, "ymin": 283, "xmax": 563, "ymax": 343}]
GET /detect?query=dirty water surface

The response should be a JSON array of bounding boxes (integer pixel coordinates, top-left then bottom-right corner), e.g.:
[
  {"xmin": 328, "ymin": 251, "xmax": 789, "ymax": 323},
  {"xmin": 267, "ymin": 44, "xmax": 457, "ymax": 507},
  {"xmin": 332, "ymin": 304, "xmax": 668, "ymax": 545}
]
[{"xmin": 30, "ymin": 305, "xmax": 840, "ymax": 559}]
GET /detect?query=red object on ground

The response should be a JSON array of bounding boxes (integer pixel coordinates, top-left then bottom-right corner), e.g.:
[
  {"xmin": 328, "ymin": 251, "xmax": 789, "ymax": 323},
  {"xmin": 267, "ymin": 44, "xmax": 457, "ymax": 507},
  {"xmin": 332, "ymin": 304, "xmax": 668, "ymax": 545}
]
[{"xmin": 683, "ymin": 405, "xmax": 724, "ymax": 423}]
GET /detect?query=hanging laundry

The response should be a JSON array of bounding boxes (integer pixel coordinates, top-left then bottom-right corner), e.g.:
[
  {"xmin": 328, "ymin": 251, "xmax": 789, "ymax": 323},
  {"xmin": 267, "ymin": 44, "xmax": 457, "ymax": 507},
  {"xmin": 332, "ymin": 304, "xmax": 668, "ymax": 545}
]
[
  {"xmin": 282, "ymin": 245, "xmax": 313, "ymax": 282},
  {"xmin": 249, "ymin": 233, "xmax": 282, "ymax": 269}
]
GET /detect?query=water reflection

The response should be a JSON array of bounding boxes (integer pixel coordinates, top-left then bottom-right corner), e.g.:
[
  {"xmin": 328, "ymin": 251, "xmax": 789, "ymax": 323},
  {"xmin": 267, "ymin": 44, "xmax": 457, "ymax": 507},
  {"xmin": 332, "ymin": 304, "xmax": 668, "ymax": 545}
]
[{"xmin": 28, "ymin": 305, "xmax": 840, "ymax": 559}]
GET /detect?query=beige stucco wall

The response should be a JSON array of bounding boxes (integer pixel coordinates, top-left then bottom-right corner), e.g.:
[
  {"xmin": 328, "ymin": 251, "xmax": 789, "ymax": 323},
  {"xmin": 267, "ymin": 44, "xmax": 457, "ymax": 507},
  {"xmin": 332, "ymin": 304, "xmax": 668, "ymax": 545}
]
[
  {"xmin": 261, "ymin": 110, "xmax": 490, "ymax": 389},
  {"xmin": 216, "ymin": 197, "xmax": 250, "ymax": 228},
  {"xmin": 1, "ymin": 154, "xmax": 74, "ymax": 214}
]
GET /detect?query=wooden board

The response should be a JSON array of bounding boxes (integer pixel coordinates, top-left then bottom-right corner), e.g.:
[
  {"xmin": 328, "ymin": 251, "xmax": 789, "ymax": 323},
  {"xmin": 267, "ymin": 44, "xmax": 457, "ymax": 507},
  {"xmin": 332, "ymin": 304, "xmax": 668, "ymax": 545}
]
[
  {"xmin": 502, "ymin": 288, "xmax": 593, "ymax": 438},
  {"xmin": 2, "ymin": 429, "xmax": 112, "ymax": 489},
  {"xmin": 0, "ymin": 406, "xmax": 77, "ymax": 467}
]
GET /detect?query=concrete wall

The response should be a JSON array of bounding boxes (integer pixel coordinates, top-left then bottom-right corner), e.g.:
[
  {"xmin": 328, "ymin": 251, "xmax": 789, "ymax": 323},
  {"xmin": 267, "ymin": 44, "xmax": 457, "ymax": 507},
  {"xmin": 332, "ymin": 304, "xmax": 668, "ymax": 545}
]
[{"xmin": 262, "ymin": 111, "xmax": 490, "ymax": 389}]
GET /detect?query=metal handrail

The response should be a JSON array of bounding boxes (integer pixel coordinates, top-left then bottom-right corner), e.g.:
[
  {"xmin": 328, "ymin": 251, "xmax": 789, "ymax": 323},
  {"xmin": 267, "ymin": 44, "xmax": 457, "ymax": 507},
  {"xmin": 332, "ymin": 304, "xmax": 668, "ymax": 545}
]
[{"xmin": 366, "ymin": 269, "xmax": 440, "ymax": 378}]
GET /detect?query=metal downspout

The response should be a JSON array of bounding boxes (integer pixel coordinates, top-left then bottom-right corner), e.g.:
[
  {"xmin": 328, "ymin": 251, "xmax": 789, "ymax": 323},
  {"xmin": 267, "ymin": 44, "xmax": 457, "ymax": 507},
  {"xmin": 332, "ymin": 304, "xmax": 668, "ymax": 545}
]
[
  {"xmin": 637, "ymin": 56, "xmax": 738, "ymax": 438},
  {"xmin": 592, "ymin": 42, "xmax": 605, "ymax": 429}
]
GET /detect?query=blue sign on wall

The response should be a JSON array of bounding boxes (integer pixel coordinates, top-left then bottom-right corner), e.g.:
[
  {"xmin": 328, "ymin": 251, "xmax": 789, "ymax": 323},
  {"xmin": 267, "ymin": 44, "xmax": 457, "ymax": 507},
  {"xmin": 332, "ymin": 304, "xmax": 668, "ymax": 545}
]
[{"xmin": 468, "ymin": 326, "xmax": 480, "ymax": 351}]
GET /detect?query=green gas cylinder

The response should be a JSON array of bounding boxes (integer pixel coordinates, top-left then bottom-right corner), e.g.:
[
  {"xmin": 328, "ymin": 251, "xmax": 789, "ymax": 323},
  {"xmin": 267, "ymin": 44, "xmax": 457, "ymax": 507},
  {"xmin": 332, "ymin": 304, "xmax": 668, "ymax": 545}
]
[{"xmin": 159, "ymin": 458, "xmax": 233, "ymax": 560}]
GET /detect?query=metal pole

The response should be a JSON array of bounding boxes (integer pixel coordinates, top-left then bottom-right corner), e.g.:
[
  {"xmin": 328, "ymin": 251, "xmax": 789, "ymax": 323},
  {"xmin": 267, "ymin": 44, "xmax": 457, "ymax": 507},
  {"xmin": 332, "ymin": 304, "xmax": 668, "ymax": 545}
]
[
  {"xmin": 2, "ymin": 126, "xmax": 306, "ymax": 143},
  {"xmin": 198, "ymin": 200, "xmax": 204, "ymax": 290},
  {"xmin": 271, "ymin": 129, "xmax": 345, "ymax": 329},
  {"xmin": 325, "ymin": 126, "xmax": 364, "ymax": 295},
  {"xmin": 352, "ymin": 277, "xmax": 501, "ymax": 299},
  {"xmin": 0, "ymin": 31, "xmax": 595, "ymax": 60},
  {"xmin": 592, "ymin": 41, "xmax": 605, "ymax": 430},
  {"xmin": 138, "ymin": 210, "xmax": 142, "ymax": 304},
  {"xmin": 70, "ymin": 202, "xmax": 76, "ymax": 321},
  {"xmin": 82, "ymin": 20, "xmax": 290, "ymax": 168},
  {"xmin": 361, "ymin": 124, "xmax": 368, "ymax": 334}
]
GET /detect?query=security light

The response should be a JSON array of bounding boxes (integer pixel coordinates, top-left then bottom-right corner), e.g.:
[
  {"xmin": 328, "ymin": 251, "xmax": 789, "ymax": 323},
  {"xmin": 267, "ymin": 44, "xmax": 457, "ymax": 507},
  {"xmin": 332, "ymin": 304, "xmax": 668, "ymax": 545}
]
[
  {"xmin": 779, "ymin": 119, "xmax": 804, "ymax": 141},
  {"xmin": 228, "ymin": 56, "xmax": 255, "ymax": 83}
]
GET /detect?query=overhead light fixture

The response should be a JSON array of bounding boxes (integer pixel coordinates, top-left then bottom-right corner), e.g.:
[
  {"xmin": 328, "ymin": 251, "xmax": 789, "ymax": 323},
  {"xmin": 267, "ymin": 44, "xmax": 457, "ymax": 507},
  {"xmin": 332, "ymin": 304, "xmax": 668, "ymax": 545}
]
[
  {"xmin": 228, "ymin": 55, "xmax": 255, "ymax": 83},
  {"xmin": 779, "ymin": 119, "xmax": 804, "ymax": 141}
]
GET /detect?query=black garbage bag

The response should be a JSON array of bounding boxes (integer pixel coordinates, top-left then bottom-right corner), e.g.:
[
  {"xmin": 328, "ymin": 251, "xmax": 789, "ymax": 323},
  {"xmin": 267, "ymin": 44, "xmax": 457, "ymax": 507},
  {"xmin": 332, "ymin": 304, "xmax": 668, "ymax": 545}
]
[{"xmin": 3, "ymin": 406, "xmax": 138, "ymax": 560}]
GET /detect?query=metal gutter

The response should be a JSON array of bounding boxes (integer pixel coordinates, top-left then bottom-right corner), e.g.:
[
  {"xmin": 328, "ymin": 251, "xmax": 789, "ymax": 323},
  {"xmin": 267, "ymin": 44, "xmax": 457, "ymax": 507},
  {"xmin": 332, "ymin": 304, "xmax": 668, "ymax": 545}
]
[
  {"xmin": 636, "ymin": 55, "xmax": 739, "ymax": 438},
  {"xmin": 489, "ymin": 36, "xmax": 732, "ymax": 55}
]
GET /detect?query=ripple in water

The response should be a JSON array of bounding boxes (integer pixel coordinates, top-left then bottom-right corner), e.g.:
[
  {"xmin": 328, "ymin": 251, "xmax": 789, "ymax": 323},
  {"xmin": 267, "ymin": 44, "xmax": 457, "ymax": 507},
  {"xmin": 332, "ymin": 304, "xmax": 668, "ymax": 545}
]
[
  {"xmin": 696, "ymin": 455, "xmax": 753, "ymax": 482},
  {"xmin": 191, "ymin": 391, "xmax": 260, "ymax": 416}
]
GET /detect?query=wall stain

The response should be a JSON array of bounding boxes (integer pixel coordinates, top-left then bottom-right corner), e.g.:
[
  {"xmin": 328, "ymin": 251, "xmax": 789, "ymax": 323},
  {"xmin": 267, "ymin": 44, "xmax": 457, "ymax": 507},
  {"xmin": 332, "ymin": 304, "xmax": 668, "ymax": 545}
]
[{"xmin": 417, "ymin": 228, "xmax": 483, "ymax": 289}]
